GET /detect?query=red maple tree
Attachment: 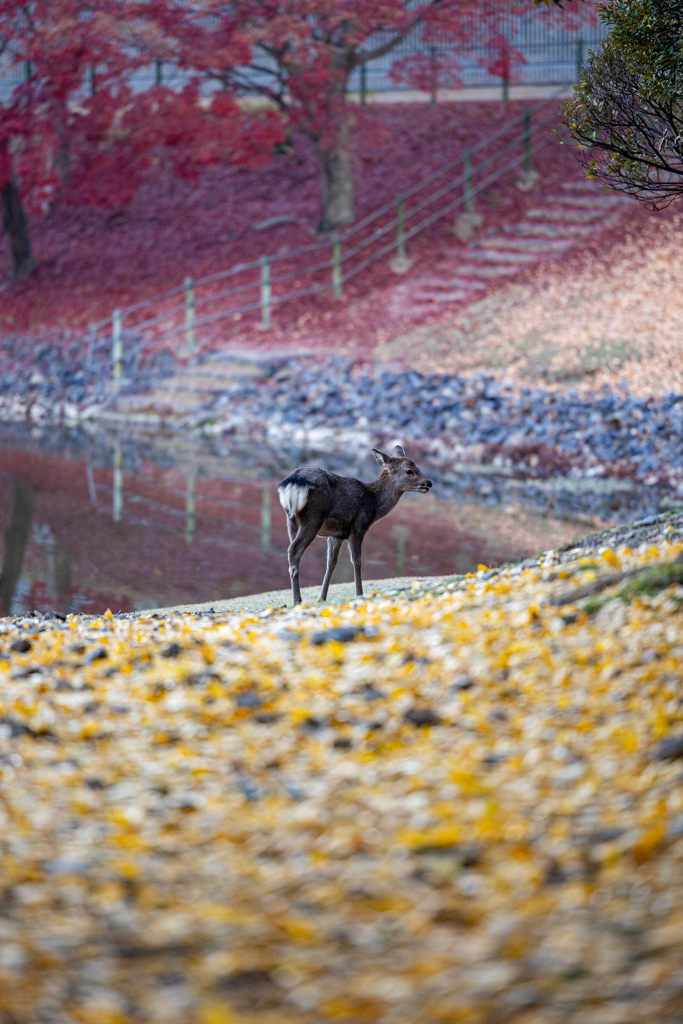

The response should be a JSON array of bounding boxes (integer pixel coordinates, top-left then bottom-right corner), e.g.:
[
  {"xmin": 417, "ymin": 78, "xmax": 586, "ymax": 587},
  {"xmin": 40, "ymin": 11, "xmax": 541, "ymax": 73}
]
[
  {"xmin": 0, "ymin": 1, "xmax": 282, "ymax": 281},
  {"xmin": 1, "ymin": 0, "xmax": 593, "ymax": 284},
  {"xmin": 148, "ymin": 0, "xmax": 597, "ymax": 232}
]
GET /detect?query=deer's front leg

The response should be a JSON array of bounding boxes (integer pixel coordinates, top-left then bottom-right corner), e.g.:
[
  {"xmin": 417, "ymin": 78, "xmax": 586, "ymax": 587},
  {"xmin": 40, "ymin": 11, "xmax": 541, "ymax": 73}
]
[
  {"xmin": 319, "ymin": 536, "xmax": 342, "ymax": 603},
  {"xmin": 349, "ymin": 533, "xmax": 365, "ymax": 597}
]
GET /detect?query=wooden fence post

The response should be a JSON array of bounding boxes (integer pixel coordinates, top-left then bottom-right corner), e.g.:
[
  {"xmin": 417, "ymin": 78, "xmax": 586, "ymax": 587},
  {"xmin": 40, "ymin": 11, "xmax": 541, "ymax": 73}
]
[
  {"xmin": 464, "ymin": 150, "xmax": 474, "ymax": 215},
  {"xmin": 260, "ymin": 256, "xmax": 271, "ymax": 329},
  {"xmin": 186, "ymin": 471, "xmax": 196, "ymax": 544},
  {"xmin": 396, "ymin": 193, "xmax": 406, "ymax": 261},
  {"xmin": 360, "ymin": 62, "xmax": 367, "ymax": 107},
  {"xmin": 430, "ymin": 45, "xmax": 437, "ymax": 105},
  {"xmin": 112, "ymin": 310, "xmax": 122, "ymax": 381},
  {"xmin": 185, "ymin": 276, "xmax": 195, "ymax": 349},
  {"xmin": 261, "ymin": 484, "xmax": 271, "ymax": 554},
  {"xmin": 156, "ymin": 60, "xmax": 163, "ymax": 86},
  {"xmin": 332, "ymin": 236, "xmax": 342, "ymax": 299},
  {"xmin": 113, "ymin": 443, "xmax": 123, "ymax": 522}
]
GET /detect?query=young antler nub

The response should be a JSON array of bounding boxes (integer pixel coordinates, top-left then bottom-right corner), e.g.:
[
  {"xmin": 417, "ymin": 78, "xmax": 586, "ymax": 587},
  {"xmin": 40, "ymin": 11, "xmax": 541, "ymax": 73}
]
[{"xmin": 278, "ymin": 446, "xmax": 432, "ymax": 606}]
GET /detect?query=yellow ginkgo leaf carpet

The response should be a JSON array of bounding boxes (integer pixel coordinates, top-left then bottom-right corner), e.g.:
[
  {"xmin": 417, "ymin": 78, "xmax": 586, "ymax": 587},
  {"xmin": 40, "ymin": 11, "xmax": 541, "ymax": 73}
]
[{"xmin": 1, "ymin": 537, "xmax": 683, "ymax": 1024}]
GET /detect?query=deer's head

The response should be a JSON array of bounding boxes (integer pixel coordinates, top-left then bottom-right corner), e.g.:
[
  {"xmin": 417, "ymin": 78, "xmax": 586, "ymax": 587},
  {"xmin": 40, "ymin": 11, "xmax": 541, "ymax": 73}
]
[{"xmin": 372, "ymin": 446, "xmax": 433, "ymax": 494}]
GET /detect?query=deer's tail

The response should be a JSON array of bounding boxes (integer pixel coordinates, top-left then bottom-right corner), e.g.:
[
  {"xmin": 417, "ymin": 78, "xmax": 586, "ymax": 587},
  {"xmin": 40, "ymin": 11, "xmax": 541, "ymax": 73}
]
[{"xmin": 278, "ymin": 473, "xmax": 313, "ymax": 516}]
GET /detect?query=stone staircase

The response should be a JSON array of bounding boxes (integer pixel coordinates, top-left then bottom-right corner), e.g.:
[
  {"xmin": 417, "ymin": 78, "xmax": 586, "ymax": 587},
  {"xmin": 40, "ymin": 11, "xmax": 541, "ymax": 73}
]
[
  {"xmin": 116, "ymin": 352, "xmax": 284, "ymax": 416},
  {"xmin": 112, "ymin": 182, "xmax": 629, "ymax": 420},
  {"xmin": 390, "ymin": 181, "xmax": 629, "ymax": 317}
]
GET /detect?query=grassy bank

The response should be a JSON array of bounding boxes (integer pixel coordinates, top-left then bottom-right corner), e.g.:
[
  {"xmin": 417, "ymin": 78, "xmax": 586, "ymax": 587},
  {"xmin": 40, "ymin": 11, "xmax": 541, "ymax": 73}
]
[{"xmin": 1, "ymin": 519, "xmax": 683, "ymax": 1023}]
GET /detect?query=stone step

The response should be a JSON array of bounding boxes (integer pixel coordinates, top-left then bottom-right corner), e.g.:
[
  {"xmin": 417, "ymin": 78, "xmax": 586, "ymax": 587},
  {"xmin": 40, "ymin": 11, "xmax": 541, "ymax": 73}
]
[
  {"xmin": 526, "ymin": 208, "xmax": 604, "ymax": 222},
  {"xmin": 410, "ymin": 289, "xmax": 473, "ymax": 303},
  {"xmin": 153, "ymin": 378, "xmax": 224, "ymax": 393},
  {"xmin": 148, "ymin": 384, "xmax": 217, "ymax": 398},
  {"xmin": 465, "ymin": 249, "xmax": 541, "ymax": 263},
  {"xmin": 476, "ymin": 237, "xmax": 572, "ymax": 252},
  {"xmin": 431, "ymin": 269, "xmax": 488, "ymax": 286},
  {"xmin": 513, "ymin": 222, "xmax": 596, "ymax": 237},
  {"xmin": 188, "ymin": 363, "xmax": 256, "ymax": 373},
  {"xmin": 151, "ymin": 376, "xmax": 237, "ymax": 391},
  {"xmin": 561, "ymin": 181, "xmax": 623, "ymax": 195},
  {"xmin": 446, "ymin": 277, "xmax": 488, "ymax": 289},
  {"xmin": 456, "ymin": 263, "xmax": 522, "ymax": 277},
  {"xmin": 543, "ymin": 194, "xmax": 628, "ymax": 208},
  {"xmin": 562, "ymin": 180, "xmax": 603, "ymax": 190}
]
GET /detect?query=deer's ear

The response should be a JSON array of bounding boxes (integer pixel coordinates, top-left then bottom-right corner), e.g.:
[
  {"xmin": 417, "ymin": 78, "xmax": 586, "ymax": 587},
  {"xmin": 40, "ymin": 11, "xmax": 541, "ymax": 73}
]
[
  {"xmin": 372, "ymin": 449, "xmax": 391, "ymax": 467},
  {"xmin": 393, "ymin": 445, "xmax": 406, "ymax": 457}
]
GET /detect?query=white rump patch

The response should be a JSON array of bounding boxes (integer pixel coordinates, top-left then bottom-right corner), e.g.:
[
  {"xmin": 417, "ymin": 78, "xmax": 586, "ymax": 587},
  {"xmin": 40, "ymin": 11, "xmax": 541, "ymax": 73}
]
[{"xmin": 278, "ymin": 482, "xmax": 310, "ymax": 516}]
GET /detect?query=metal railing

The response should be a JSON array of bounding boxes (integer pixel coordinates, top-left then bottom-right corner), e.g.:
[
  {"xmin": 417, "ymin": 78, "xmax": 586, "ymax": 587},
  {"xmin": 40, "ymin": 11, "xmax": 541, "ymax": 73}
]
[
  {"xmin": 86, "ymin": 88, "xmax": 568, "ymax": 381},
  {"xmin": 0, "ymin": 35, "xmax": 603, "ymax": 105}
]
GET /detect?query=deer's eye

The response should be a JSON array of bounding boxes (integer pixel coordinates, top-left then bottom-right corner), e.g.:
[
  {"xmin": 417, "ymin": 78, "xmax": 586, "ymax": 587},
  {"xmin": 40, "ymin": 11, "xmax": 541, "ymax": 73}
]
[{"xmin": 405, "ymin": 469, "xmax": 414, "ymax": 475}]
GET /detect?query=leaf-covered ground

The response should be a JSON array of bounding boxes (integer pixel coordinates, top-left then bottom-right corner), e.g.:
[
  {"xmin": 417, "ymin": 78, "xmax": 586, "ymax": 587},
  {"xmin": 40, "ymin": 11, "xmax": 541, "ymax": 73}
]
[
  {"xmin": 379, "ymin": 204, "xmax": 683, "ymax": 395},
  {"xmin": 2, "ymin": 529, "xmax": 683, "ymax": 1023}
]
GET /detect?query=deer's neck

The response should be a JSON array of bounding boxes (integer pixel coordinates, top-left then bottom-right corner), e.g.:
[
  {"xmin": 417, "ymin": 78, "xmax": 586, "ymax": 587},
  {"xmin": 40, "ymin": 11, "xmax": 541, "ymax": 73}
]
[{"xmin": 368, "ymin": 473, "xmax": 403, "ymax": 521}]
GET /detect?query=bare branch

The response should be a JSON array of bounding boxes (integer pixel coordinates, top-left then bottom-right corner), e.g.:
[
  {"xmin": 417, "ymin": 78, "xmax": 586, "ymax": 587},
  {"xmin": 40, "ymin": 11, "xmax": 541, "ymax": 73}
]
[{"xmin": 563, "ymin": 39, "xmax": 683, "ymax": 209}]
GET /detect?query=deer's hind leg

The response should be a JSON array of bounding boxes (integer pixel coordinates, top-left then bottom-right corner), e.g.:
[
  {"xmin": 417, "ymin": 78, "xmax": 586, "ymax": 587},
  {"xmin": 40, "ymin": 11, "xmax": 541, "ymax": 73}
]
[
  {"xmin": 319, "ymin": 536, "xmax": 342, "ymax": 603},
  {"xmin": 348, "ymin": 532, "xmax": 366, "ymax": 597},
  {"xmin": 287, "ymin": 514, "xmax": 324, "ymax": 606}
]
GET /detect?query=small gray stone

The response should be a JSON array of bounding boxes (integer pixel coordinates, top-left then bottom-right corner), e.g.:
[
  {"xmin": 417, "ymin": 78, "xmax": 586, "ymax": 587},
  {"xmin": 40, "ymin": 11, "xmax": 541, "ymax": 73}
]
[
  {"xmin": 654, "ymin": 734, "xmax": 683, "ymax": 760},
  {"xmin": 86, "ymin": 647, "xmax": 108, "ymax": 663},
  {"xmin": 667, "ymin": 814, "xmax": 683, "ymax": 837},
  {"xmin": 404, "ymin": 707, "xmax": 442, "ymax": 727},
  {"xmin": 310, "ymin": 626, "xmax": 361, "ymax": 646}
]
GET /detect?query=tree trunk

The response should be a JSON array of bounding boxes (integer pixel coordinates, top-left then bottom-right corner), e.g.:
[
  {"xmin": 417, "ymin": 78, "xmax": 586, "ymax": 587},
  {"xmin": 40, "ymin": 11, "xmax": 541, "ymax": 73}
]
[
  {"xmin": 314, "ymin": 113, "xmax": 354, "ymax": 233},
  {"xmin": 0, "ymin": 479, "xmax": 36, "ymax": 615},
  {"xmin": 1, "ymin": 177, "xmax": 35, "ymax": 281}
]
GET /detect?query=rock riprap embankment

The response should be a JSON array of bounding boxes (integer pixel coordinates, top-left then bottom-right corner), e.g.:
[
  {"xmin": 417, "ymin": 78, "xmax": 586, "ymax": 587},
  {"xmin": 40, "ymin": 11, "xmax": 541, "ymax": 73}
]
[
  {"xmin": 0, "ymin": 332, "xmax": 174, "ymax": 420},
  {"xmin": 1, "ymin": 535, "xmax": 683, "ymax": 1022},
  {"xmin": 4, "ymin": 351, "xmax": 683, "ymax": 494},
  {"xmin": 190, "ymin": 359, "xmax": 683, "ymax": 489}
]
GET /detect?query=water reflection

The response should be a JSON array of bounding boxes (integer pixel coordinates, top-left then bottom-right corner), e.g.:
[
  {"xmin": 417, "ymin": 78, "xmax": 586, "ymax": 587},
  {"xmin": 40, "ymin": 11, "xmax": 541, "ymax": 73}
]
[
  {"xmin": 0, "ymin": 479, "xmax": 35, "ymax": 615},
  {"xmin": 0, "ymin": 425, "xmax": 599, "ymax": 614}
]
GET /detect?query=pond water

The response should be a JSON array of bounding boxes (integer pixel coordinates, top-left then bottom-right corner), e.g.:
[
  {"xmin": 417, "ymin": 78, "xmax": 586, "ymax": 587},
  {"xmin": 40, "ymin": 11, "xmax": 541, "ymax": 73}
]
[{"xmin": 0, "ymin": 425, "xmax": 614, "ymax": 615}]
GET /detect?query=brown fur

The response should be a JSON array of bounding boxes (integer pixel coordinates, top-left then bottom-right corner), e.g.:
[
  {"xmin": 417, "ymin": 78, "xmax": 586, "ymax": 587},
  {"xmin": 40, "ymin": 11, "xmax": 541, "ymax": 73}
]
[{"xmin": 278, "ymin": 446, "xmax": 432, "ymax": 605}]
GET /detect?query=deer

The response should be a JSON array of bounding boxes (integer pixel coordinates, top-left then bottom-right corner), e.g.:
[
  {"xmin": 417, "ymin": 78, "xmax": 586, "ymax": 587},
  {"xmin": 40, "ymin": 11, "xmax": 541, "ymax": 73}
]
[{"xmin": 278, "ymin": 446, "xmax": 432, "ymax": 606}]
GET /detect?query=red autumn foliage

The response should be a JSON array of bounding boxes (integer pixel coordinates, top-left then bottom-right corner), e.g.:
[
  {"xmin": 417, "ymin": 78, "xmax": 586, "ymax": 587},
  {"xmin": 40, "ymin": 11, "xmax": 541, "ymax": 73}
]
[
  {"xmin": 478, "ymin": 33, "xmax": 528, "ymax": 83},
  {"xmin": 59, "ymin": 81, "xmax": 283, "ymax": 209},
  {"xmin": 0, "ymin": 100, "xmax": 585, "ymax": 349},
  {"xmin": 0, "ymin": 0, "xmax": 599, "ymax": 286},
  {"xmin": 0, "ymin": 0, "xmax": 282, "ymax": 277},
  {"xmin": 142, "ymin": 0, "xmax": 599, "ymax": 232}
]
